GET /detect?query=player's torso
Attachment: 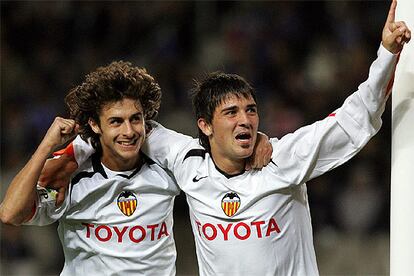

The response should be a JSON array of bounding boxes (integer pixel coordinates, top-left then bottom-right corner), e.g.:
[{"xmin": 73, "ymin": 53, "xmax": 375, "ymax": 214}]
[
  {"xmin": 177, "ymin": 151, "xmax": 318, "ymax": 276},
  {"xmin": 59, "ymin": 155, "xmax": 179, "ymax": 275}
]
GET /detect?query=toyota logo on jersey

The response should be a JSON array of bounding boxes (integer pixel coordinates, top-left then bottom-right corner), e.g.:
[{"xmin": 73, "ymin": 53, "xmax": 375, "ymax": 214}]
[
  {"xmin": 221, "ymin": 192, "xmax": 241, "ymax": 217},
  {"xmin": 117, "ymin": 191, "xmax": 137, "ymax": 216}
]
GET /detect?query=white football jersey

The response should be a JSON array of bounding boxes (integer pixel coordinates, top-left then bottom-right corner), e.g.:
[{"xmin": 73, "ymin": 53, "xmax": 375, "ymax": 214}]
[
  {"xmin": 26, "ymin": 153, "xmax": 180, "ymax": 276},
  {"xmin": 70, "ymin": 44, "xmax": 397, "ymax": 276},
  {"xmin": 141, "ymin": 45, "xmax": 397, "ymax": 276}
]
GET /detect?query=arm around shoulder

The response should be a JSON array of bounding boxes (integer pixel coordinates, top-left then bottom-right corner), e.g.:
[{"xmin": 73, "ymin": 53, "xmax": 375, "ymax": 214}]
[{"xmin": 143, "ymin": 120, "xmax": 195, "ymax": 172}]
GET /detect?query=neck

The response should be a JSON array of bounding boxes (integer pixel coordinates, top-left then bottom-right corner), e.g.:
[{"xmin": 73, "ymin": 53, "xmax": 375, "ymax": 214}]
[
  {"xmin": 101, "ymin": 153, "xmax": 142, "ymax": 172},
  {"xmin": 210, "ymin": 154, "xmax": 245, "ymax": 176}
]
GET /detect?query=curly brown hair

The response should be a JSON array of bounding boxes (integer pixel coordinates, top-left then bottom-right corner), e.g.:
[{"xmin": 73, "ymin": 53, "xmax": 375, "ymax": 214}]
[{"xmin": 65, "ymin": 61, "xmax": 161, "ymax": 149}]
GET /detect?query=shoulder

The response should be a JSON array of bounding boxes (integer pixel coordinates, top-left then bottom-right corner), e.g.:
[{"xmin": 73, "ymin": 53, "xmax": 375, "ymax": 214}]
[
  {"xmin": 147, "ymin": 120, "xmax": 194, "ymax": 143},
  {"xmin": 183, "ymin": 148, "xmax": 208, "ymax": 162},
  {"xmin": 71, "ymin": 152, "xmax": 105, "ymax": 185},
  {"xmin": 133, "ymin": 155, "xmax": 181, "ymax": 194}
]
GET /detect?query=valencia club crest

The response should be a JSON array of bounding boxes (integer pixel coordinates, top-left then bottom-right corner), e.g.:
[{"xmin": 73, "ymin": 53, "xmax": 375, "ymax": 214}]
[
  {"xmin": 117, "ymin": 191, "xmax": 137, "ymax": 216},
  {"xmin": 221, "ymin": 192, "xmax": 241, "ymax": 217}
]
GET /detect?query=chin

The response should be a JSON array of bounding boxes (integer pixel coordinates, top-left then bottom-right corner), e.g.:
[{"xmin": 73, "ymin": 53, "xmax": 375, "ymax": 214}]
[
  {"xmin": 237, "ymin": 149, "xmax": 254, "ymax": 159},
  {"xmin": 117, "ymin": 149, "xmax": 139, "ymax": 160}
]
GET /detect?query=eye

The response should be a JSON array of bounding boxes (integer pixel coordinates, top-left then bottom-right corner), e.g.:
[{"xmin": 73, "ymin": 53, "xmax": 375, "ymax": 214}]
[
  {"xmin": 224, "ymin": 109, "xmax": 237, "ymax": 116},
  {"xmin": 109, "ymin": 118, "xmax": 122, "ymax": 125},
  {"xmin": 131, "ymin": 114, "xmax": 143, "ymax": 123},
  {"xmin": 247, "ymin": 106, "xmax": 257, "ymax": 114}
]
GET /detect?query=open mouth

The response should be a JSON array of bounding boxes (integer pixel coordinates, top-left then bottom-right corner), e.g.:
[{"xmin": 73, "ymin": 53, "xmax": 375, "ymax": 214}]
[{"xmin": 235, "ymin": 132, "xmax": 252, "ymax": 141}]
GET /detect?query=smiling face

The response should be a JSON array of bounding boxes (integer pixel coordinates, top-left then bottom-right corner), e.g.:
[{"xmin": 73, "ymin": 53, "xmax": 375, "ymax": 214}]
[
  {"xmin": 89, "ymin": 98, "xmax": 145, "ymax": 171},
  {"xmin": 198, "ymin": 93, "xmax": 259, "ymax": 174}
]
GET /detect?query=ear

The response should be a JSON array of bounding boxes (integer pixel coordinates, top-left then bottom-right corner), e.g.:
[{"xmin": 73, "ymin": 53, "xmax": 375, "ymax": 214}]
[
  {"xmin": 88, "ymin": 118, "xmax": 102, "ymax": 135},
  {"xmin": 197, "ymin": 118, "xmax": 213, "ymax": 136}
]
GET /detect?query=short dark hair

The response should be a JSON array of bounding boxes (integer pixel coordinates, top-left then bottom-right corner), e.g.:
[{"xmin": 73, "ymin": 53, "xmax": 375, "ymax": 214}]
[
  {"xmin": 191, "ymin": 71, "xmax": 256, "ymax": 152},
  {"xmin": 65, "ymin": 61, "xmax": 161, "ymax": 149}
]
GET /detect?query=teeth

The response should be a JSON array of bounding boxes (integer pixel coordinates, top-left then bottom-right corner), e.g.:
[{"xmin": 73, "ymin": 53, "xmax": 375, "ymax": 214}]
[{"xmin": 119, "ymin": 141, "xmax": 135, "ymax": 145}]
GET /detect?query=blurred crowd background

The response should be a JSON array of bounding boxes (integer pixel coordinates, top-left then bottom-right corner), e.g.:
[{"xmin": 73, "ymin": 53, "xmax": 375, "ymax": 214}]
[{"xmin": 1, "ymin": 1, "xmax": 393, "ymax": 275}]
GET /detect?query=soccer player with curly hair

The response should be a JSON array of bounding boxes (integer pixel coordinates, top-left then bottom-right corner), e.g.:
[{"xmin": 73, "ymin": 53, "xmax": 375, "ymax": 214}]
[{"xmin": 0, "ymin": 61, "xmax": 180, "ymax": 275}]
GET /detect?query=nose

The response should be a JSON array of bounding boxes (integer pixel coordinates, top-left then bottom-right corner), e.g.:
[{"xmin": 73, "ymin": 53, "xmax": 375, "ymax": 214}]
[
  {"xmin": 122, "ymin": 121, "xmax": 135, "ymax": 137},
  {"xmin": 238, "ymin": 111, "xmax": 251, "ymax": 126}
]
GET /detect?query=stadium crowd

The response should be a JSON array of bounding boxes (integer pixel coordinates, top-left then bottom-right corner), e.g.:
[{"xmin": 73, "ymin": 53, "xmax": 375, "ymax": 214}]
[{"xmin": 1, "ymin": 1, "xmax": 392, "ymax": 274}]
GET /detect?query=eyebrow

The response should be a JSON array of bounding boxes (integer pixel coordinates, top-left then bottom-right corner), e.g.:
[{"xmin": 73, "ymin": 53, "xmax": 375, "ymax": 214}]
[
  {"xmin": 220, "ymin": 103, "xmax": 257, "ymax": 113},
  {"xmin": 131, "ymin": 112, "xmax": 143, "ymax": 117},
  {"xmin": 220, "ymin": 105, "xmax": 238, "ymax": 113},
  {"xmin": 107, "ymin": 111, "xmax": 143, "ymax": 120}
]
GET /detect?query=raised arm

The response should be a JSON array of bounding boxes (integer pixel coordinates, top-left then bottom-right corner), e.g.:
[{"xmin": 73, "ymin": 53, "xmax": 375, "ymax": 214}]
[
  {"xmin": 37, "ymin": 135, "xmax": 93, "ymax": 207},
  {"xmin": 270, "ymin": 2, "xmax": 410, "ymax": 185},
  {"xmin": 0, "ymin": 117, "xmax": 77, "ymax": 225}
]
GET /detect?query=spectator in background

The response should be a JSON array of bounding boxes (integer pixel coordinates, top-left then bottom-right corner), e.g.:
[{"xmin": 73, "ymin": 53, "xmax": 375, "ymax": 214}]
[{"xmin": 335, "ymin": 161, "xmax": 384, "ymax": 235}]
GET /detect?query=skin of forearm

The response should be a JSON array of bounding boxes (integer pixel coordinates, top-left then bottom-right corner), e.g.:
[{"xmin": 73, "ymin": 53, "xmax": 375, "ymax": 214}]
[{"xmin": 0, "ymin": 142, "xmax": 54, "ymax": 225}]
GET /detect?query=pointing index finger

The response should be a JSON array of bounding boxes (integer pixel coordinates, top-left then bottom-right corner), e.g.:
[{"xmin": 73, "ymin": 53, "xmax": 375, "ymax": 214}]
[{"xmin": 387, "ymin": 0, "xmax": 397, "ymax": 24}]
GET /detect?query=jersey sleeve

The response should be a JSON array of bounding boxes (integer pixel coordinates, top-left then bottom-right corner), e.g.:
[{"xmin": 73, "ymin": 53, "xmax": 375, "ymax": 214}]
[
  {"xmin": 23, "ymin": 184, "xmax": 70, "ymax": 226},
  {"xmin": 143, "ymin": 121, "xmax": 195, "ymax": 174},
  {"xmin": 71, "ymin": 136, "xmax": 95, "ymax": 166},
  {"xmin": 270, "ymin": 44, "xmax": 398, "ymax": 185}
]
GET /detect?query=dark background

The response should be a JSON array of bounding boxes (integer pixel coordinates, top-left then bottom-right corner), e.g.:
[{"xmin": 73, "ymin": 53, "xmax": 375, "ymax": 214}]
[{"xmin": 1, "ymin": 1, "xmax": 392, "ymax": 275}]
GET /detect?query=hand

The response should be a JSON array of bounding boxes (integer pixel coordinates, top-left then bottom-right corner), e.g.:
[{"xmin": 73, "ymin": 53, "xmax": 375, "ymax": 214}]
[
  {"xmin": 40, "ymin": 117, "xmax": 79, "ymax": 153},
  {"xmin": 39, "ymin": 153, "xmax": 78, "ymax": 207},
  {"xmin": 382, "ymin": 1, "xmax": 411, "ymax": 54},
  {"xmin": 246, "ymin": 132, "xmax": 273, "ymax": 170}
]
